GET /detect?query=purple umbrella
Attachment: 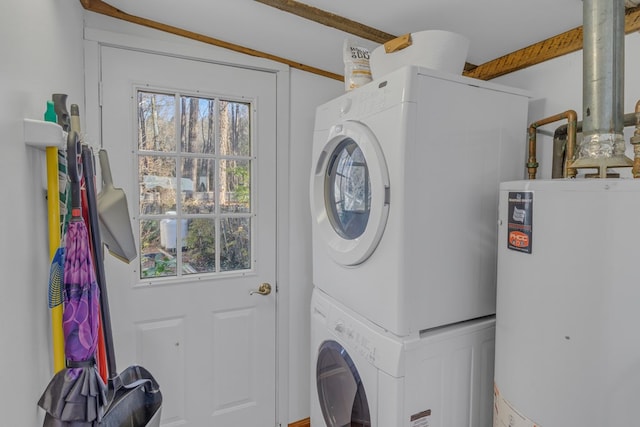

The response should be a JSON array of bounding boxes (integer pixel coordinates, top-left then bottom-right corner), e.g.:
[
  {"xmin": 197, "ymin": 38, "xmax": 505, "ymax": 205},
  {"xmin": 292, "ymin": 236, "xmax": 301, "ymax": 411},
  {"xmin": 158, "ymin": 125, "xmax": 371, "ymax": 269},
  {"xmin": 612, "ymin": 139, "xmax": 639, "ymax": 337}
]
[{"xmin": 38, "ymin": 131, "xmax": 107, "ymax": 425}]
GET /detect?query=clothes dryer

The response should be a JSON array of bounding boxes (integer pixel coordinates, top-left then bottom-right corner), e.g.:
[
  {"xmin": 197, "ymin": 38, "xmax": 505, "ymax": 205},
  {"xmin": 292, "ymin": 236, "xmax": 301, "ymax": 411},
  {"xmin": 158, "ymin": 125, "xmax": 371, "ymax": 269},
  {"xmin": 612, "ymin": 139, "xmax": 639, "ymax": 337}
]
[
  {"xmin": 310, "ymin": 288, "xmax": 496, "ymax": 427},
  {"xmin": 310, "ymin": 65, "xmax": 529, "ymax": 335}
]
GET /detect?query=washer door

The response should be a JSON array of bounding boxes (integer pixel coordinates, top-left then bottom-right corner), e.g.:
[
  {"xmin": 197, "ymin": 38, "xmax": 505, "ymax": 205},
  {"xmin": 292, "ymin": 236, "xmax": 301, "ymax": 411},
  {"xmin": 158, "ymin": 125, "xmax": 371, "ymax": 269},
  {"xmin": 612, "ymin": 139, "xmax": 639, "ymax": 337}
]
[
  {"xmin": 316, "ymin": 340, "xmax": 371, "ymax": 427},
  {"xmin": 311, "ymin": 121, "xmax": 390, "ymax": 266}
]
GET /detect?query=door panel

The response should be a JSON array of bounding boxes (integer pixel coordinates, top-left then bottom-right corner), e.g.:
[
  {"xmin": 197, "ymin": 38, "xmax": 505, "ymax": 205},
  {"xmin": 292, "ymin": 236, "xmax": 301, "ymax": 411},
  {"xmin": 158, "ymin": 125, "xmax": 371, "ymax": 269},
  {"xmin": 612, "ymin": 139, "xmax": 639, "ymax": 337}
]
[{"xmin": 100, "ymin": 46, "xmax": 276, "ymax": 426}]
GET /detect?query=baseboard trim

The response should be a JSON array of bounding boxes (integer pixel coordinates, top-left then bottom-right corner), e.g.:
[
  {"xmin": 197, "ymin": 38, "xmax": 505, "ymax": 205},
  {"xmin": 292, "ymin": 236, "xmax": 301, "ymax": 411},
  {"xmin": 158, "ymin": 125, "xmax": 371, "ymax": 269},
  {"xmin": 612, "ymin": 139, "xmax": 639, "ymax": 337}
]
[{"xmin": 288, "ymin": 417, "xmax": 310, "ymax": 427}]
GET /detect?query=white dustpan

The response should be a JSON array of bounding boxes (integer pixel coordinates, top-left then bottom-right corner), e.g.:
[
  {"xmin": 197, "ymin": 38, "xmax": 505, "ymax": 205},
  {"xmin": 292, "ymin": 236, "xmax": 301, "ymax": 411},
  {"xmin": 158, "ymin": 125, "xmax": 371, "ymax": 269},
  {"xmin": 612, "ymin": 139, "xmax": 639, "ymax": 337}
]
[{"xmin": 97, "ymin": 149, "xmax": 137, "ymax": 263}]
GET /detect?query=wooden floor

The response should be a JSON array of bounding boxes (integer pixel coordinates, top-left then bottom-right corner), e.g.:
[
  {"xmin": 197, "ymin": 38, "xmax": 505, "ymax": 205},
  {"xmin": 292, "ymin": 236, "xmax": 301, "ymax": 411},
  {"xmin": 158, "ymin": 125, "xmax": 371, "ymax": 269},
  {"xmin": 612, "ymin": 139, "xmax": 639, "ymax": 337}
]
[{"xmin": 289, "ymin": 418, "xmax": 310, "ymax": 427}]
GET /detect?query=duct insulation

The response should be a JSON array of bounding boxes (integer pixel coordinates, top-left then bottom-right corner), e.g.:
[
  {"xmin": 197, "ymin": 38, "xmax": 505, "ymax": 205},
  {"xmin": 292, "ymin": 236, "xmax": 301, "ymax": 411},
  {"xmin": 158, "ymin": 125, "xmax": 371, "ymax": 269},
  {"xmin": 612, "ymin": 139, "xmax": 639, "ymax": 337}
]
[{"xmin": 574, "ymin": 0, "xmax": 632, "ymax": 175}]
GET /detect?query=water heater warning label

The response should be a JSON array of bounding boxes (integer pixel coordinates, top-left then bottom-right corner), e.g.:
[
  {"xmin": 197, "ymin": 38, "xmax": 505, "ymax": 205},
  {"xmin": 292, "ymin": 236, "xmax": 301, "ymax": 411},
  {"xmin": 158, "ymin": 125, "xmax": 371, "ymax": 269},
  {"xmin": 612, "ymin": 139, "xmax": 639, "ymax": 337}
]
[
  {"xmin": 494, "ymin": 383, "xmax": 540, "ymax": 427},
  {"xmin": 410, "ymin": 409, "xmax": 431, "ymax": 427},
  {"xmin": 507, "ymin": 192, "xmax": 533, "ymax": 254}
]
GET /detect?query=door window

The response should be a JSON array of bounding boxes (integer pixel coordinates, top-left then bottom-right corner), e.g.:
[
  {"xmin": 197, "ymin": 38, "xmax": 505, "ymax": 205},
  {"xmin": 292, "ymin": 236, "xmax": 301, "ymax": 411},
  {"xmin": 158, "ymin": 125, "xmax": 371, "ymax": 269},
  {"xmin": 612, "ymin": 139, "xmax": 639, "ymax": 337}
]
[{"xmin": 137, "ymin": 90, "xmax": 252, "ymax": 279}]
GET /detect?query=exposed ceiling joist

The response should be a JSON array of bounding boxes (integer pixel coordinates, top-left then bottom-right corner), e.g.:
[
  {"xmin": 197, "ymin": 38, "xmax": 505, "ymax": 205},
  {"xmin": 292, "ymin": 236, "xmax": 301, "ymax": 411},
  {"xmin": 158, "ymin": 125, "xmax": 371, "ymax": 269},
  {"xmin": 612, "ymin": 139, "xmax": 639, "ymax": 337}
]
[
  {"xmin": 255, "ymin": 0, "xmax": 395, "ymax": 43},
  {"xmin": 467, "ymin": 5, "xmax": 640, "ymax": 80},
  {"xmin": 257, "ymin": 0, "xmax": 640, "ymax": 80},
  {"xmin": 254, "ymin": 0, "xmax": 478, "ymax": 72},
  {"xmin": 81, "ymin": 0, "xmax": 640, "ymax": 83},
  {"xmin": 79, "ymin": 0, "xmax": 343, "ymax": 80}
]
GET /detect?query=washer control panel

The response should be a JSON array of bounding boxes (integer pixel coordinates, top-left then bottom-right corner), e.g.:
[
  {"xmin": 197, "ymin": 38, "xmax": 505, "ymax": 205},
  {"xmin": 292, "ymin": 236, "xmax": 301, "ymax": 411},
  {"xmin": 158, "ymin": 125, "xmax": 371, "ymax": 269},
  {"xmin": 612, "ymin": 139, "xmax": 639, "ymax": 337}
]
[{"xmin": 333, "ymin": 318, "xmax": 377, "ymax": 364}]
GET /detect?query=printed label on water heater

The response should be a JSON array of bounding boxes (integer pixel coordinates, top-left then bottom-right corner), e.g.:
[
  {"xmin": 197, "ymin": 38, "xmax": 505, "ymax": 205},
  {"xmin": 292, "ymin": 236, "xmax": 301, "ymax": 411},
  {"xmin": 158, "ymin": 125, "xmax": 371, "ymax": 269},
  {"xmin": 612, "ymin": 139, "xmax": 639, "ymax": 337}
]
[
  {"xmin": 507, "ymin": 192, "xmax": 533, "ymax": 254},
  {"xmin": 494, "ymin": 383, "xmax": 540, "ymax": 427},
  {"xmin": 410, "ymin": 409, "xmax": 431, "ymax": 427}
]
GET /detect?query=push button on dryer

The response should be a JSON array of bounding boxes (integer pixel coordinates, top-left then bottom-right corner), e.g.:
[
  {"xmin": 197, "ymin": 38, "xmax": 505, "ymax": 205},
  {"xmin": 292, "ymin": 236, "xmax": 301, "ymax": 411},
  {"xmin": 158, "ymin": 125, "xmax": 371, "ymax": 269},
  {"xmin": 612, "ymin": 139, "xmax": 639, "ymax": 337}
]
[{"xmin": 340, "ymin": 98, "xmax": 352, "ymax": 115}]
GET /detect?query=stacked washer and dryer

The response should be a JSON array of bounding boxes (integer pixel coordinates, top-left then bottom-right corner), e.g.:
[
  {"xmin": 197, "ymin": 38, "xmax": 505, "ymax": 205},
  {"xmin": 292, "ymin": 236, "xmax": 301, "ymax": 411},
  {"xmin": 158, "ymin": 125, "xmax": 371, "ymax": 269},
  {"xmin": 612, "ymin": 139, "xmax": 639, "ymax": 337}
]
[{"xmin": 309, "ymin": 65, "xmax": 529, "ymax": 427}]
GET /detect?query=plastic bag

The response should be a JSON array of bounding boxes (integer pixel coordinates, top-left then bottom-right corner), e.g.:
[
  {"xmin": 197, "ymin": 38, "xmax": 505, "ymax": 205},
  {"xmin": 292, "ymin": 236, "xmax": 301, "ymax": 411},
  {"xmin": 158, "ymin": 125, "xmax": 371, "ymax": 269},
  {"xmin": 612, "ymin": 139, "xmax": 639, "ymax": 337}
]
[{"xmin": 343, "ymin": 39, "xmax": 372, "ymax": 91}]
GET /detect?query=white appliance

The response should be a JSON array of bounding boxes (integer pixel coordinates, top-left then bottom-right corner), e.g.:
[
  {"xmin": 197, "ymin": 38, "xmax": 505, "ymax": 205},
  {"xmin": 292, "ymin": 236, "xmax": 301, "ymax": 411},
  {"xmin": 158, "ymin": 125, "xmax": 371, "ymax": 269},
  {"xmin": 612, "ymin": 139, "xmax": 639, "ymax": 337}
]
[
  {"xmin": 310, "ymin": 65, "xmax": 530, "ymax": 336},
  {"xmin": 311, "ymin": 288, "xmax": 496, "ymax": 427},
  {"xmin": 493, "ymin": 179, "xmax": 640, "ymax": 426}
]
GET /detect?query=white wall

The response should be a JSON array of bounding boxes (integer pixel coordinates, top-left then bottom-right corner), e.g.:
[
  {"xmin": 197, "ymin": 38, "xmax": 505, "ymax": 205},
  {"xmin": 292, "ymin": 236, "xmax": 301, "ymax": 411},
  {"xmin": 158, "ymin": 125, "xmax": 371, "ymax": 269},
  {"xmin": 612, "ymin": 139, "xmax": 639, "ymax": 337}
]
[
  {"xmin": 494, "ymin": 33, "xmax": 640, "ymax": 179},
  {"xmin": 0, "ymin": 0, "xmax": 85, "ymax": 424},
  {"xmin": 287, "ymin": 70, "xmax": 342, "ymax": 421}
]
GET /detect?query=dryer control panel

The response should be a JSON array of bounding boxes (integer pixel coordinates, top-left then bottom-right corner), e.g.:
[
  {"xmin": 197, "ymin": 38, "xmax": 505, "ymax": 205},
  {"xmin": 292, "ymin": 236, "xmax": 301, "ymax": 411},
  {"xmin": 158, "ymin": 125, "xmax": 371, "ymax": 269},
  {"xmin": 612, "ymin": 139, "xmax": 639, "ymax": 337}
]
[{"xmin": 338, "ymin": 88, "xmax": 387, "ymax": 120}]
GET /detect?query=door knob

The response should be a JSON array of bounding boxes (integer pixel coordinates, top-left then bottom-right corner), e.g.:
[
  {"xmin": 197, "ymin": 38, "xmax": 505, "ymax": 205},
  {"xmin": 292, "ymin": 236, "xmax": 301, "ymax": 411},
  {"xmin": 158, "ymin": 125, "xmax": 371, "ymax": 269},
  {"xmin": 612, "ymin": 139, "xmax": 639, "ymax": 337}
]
[{"xmin": 250, "ymin": 283, "xmax": 272, "ymax": 296}]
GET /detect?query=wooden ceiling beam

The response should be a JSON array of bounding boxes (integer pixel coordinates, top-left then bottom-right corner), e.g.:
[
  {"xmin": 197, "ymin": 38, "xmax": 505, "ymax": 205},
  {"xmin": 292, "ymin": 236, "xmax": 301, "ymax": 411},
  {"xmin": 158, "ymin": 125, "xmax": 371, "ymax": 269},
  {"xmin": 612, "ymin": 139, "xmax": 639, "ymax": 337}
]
[
  {"xmin": 257, "ymin": 0, "xmax": 640, "ymax": 80},
  {"xmin": 255, "ymin": 0, "xmax": 395, "ymax": 43},
  {"xmin": 465, "ymin": 5, "xmax": 640, "ymax": 80},
  {"xmin": 80, "ymin": 0, "xmax": 640, "ymax": 83},
  {"xmin": 255, "ymin": 0, "xmax": 478, "ymax": 72},
  {"xmin": 463, "ymin": 26, "xmax": 584, "ymax": 80},
  {"xmin": 79, "ymin": 0, "xmax": 344, "ymax": 81}
]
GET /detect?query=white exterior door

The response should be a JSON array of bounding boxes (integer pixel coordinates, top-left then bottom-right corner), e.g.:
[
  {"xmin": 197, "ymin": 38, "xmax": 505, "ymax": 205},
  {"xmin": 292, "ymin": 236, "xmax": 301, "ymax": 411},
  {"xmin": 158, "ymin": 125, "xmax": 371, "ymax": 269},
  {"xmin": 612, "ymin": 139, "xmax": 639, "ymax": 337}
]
[{"xmin": 99, "ymin": 45, "xmax": 277, "ymax": 426}]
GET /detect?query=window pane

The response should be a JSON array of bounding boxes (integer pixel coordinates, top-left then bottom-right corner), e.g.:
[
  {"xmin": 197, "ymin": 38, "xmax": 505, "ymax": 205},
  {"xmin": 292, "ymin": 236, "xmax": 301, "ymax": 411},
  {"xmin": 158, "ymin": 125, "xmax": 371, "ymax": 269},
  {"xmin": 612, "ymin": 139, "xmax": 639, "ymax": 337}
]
[
  {"xmin": 183, "ymin": 218, "xmax": 216, "ymax": 275},
  {"xmin": 220, "ymin": 100, "xmax": 250, "ymax": 157},
  {"xmin": 181, "ymin": 96, "xmax": 216, "ymax": 155},
  {"xmin": 140, "ymin": 219, "xmax": 177, "ymax": 278},
  {"xmin": 220, "ymin": 217, "xmax": 251, "ymax": 271},
  {"xmin": 182, "ymin": 158, "xmax": 215, "ymax": 214},
  {"xmin": 138, "ymin": 92, "xmax": 176, "ymax": 152},
  {"xmin": 139, "ymin": 155, "xmax": 177, "ymax": 214},
  {"xmin": 136, "ymin": 89, "xmax": 256, "ymax": 280},
  {"xmin": 220, "ymin": 159, "xmax": 250, "ymax": 213}
]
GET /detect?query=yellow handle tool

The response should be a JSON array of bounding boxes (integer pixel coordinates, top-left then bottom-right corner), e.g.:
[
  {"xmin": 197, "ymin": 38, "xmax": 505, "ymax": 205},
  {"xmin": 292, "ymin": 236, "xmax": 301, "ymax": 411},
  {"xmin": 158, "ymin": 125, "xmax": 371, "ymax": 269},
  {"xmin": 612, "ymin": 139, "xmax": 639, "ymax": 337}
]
[{"xmin": 46, "ymin": 146, "xmax": 65, "ymax": 373}]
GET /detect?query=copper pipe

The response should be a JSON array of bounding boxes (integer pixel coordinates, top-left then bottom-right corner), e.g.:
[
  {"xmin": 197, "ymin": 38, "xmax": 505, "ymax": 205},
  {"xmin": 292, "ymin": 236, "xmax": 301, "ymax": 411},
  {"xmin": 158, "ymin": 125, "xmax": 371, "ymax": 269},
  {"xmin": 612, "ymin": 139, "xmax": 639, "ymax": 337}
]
[
  {"xmin": 564, "ymin": 110, "xmax": 578, "ymax": 178},
  {"xmin": 527, "ymin": 110, "xmax": 578, "ymax": 179},
  {"xmin": 527, "ymin": 125, "xmax": 539, "ymax": 179},
  {"xmin": 554, "ymin": 108, "xmax": 640, "ymax": 177},
  {"xmin": 552, "ymin": 136, "xmax": 566, "ymax": 179},
  {"xmin": 631, "ymin": 99, "xmax": 640, "ymax": 178}
]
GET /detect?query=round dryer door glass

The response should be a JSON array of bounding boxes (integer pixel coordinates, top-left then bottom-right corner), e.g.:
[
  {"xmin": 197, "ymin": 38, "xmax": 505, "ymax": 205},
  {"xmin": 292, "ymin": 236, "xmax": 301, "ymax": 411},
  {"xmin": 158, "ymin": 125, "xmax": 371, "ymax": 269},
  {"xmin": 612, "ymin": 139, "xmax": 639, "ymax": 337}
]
[
  {"xmin": 325, "ymin": 138, "xmax": 371, "ymax": 240},
  {"xmin": 316, "ymin": 340, "xmax": 371, "ymax": 427}
]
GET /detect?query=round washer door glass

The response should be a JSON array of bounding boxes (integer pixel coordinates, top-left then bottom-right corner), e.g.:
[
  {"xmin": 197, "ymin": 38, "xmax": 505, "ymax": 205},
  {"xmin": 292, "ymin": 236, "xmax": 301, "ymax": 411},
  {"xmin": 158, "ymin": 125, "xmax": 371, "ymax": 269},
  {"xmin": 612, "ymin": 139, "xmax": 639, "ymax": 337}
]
[
  {"xmin": 311, "ymin": 121, "xmax": 390, "ymax": 266},
  {"xmin": 326, "ymin": 138, "xmax": 371, "ymax": 240},
  {"xmin": 316, "ymin": 340, "xmax": 371, "ymax": 427}
]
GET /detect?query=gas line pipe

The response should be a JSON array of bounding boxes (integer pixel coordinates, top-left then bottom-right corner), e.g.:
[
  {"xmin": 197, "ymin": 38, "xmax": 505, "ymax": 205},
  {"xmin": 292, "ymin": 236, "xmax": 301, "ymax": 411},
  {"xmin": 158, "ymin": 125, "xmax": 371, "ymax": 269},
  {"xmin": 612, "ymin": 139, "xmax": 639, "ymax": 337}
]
[
  {"xmin": 526, "ymin": 110, "xmax": 578, "ymax": 179},
  {"xmin": 629, "ymin": 100, "xmax": 640, "ymax": 177},
  {"xmin": 527, "ymin": 101, "xmax": 640, "ymax": 179}
]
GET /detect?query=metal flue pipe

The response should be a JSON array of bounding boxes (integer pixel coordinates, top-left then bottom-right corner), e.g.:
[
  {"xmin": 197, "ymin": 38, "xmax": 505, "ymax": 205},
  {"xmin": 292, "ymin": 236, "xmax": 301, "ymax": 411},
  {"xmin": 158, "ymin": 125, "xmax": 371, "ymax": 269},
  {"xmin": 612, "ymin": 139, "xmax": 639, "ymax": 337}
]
[{"xmin": 571, "ymin": 0, "xmax": 632, "ymax": 177}]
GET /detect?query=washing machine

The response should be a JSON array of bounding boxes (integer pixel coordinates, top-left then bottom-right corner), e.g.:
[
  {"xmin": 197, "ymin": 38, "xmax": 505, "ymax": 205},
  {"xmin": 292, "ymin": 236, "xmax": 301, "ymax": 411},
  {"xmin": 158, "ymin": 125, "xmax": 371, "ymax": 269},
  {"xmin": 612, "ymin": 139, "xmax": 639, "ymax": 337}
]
[
  {"xmin": 310, "ymin": 65, "xmax": 530, "ymax": 336},
  {"xmin": 311, "ymin": 287, "xmax": 496, "ymax": 427}
]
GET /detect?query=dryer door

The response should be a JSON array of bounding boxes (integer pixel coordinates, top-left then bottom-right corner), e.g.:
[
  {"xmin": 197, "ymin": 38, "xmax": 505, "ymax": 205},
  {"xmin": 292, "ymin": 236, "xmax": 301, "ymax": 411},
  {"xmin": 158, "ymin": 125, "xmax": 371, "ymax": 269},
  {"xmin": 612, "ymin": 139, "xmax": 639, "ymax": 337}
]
[
  {"xmin": 316, "ymin": 340, "xmax": 371, "ymax": 427},
  {"xmin": 311, "ymin": 121, "xmax": 390, "ymax": 266}
]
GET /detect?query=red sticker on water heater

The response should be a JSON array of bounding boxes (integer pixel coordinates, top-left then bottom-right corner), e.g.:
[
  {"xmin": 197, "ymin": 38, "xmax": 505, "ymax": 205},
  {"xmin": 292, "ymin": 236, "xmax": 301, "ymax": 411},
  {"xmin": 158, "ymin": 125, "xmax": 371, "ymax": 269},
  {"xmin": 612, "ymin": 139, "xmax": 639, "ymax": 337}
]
[{"xmin": 507, "ymin": 192, "xmax": 533, "ymax": 254}]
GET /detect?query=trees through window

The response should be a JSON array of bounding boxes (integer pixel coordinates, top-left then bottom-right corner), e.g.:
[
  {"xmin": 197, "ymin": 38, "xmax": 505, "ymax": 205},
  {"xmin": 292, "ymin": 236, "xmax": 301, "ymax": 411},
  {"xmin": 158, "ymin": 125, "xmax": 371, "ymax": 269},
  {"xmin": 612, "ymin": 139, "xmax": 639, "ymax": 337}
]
[{"xmin": 137, "ymin": 90, "xmax": 252, "ymax": 278}]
